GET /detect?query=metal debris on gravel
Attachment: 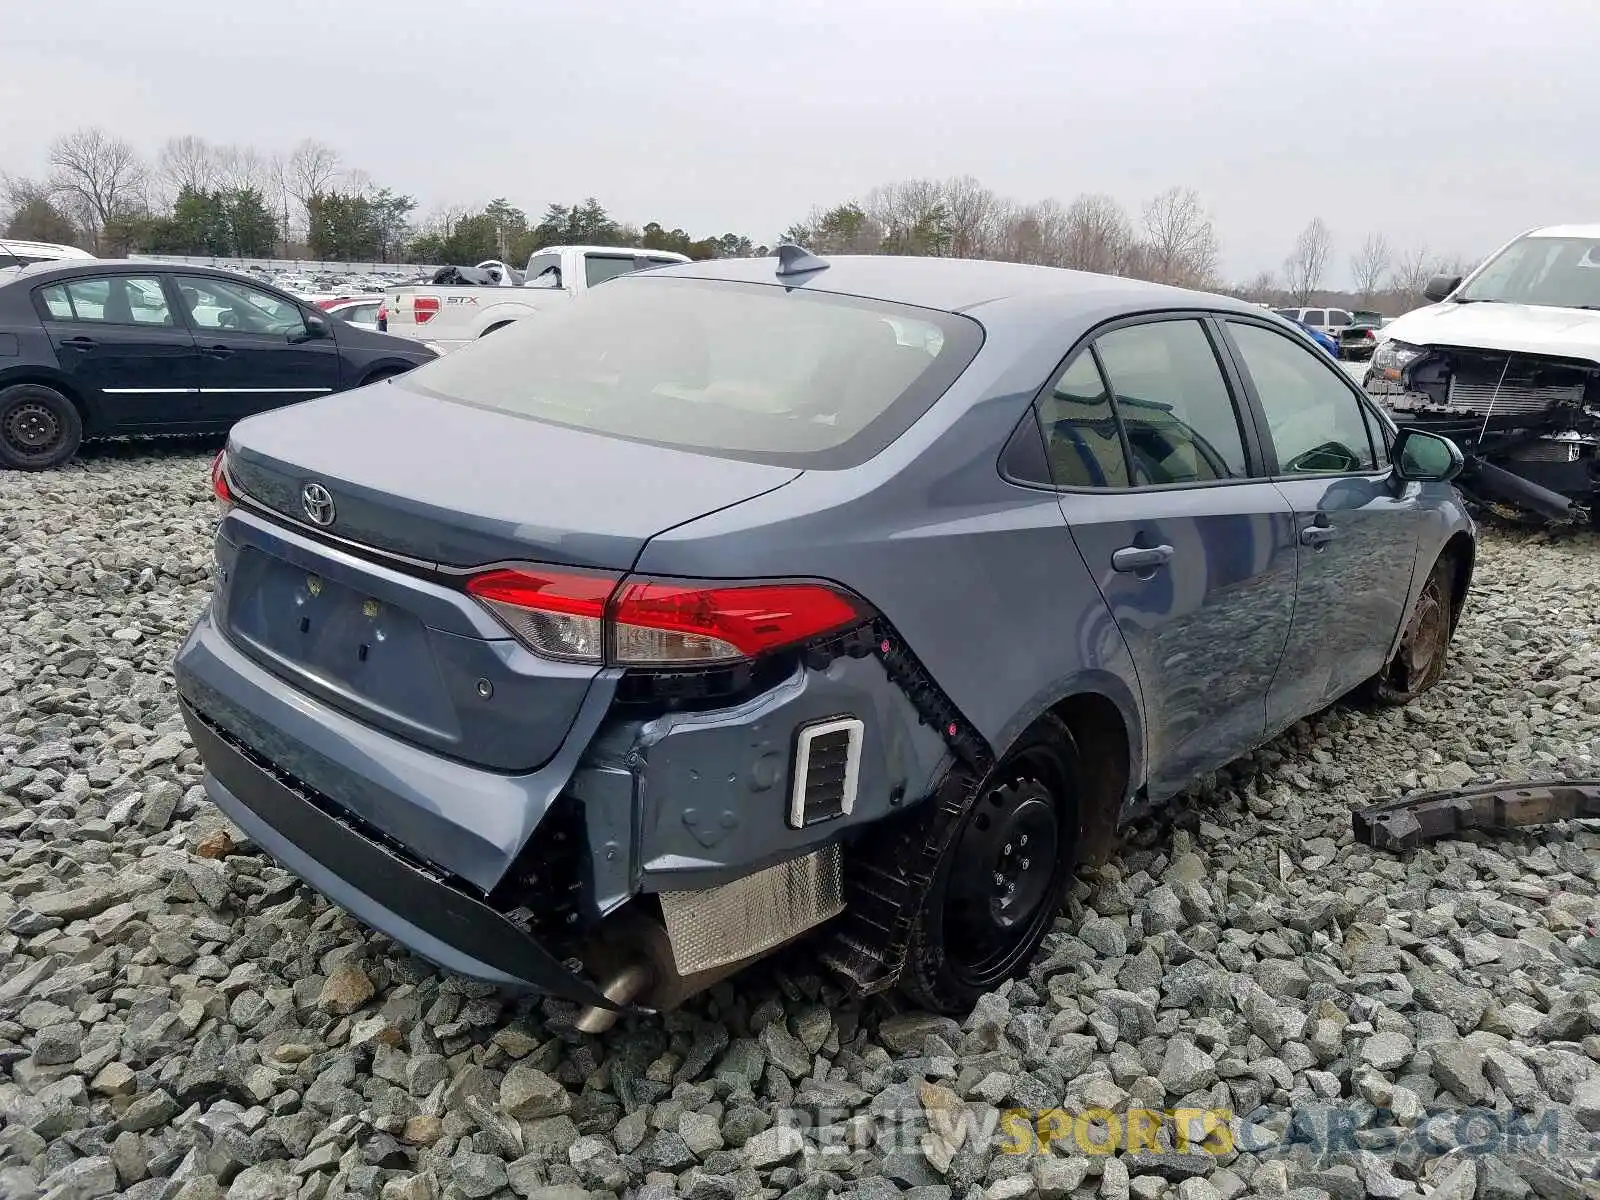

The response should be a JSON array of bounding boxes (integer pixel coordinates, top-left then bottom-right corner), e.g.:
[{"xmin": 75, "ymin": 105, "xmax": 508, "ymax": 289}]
[{"xmin": 1, "ymin": 447, "xmax": 1597, "ymax": 1200}]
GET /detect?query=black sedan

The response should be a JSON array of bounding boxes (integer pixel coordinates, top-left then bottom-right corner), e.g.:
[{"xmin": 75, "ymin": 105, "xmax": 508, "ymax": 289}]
[{"xmin": 0, "ymin": 261, "xmax": 435, "ymax": 468}]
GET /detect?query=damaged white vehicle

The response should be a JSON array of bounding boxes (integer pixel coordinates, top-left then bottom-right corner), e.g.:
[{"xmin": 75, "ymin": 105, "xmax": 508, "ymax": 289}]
[{"xmin": 1365, "ymin": 224, "xmax": 1600, "ymax": 524}]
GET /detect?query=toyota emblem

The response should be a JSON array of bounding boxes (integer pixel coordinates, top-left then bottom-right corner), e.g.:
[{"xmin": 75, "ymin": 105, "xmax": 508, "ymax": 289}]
[{"xmin": 300, "ymin": 482, "xmax": 336, "ymax": 527}]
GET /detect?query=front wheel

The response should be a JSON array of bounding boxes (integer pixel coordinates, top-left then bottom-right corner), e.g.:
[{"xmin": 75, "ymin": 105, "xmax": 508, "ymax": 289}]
[
  {"xmin": 1358, "ymin": 556, "xmax": 1456, "ymax": 705},
  {"xmin": 899, "ymin": 715, "xmax": 1081, "ymax": 1014},
  {"xmin": 0, "ymin": 383, "xmax": 83, "ymax": 470}
]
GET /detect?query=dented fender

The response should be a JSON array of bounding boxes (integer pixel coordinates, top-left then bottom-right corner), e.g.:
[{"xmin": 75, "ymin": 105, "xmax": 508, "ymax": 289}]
[{"xmin": 566, "ymin": 654, "xmax": 951, "ymax": 910}]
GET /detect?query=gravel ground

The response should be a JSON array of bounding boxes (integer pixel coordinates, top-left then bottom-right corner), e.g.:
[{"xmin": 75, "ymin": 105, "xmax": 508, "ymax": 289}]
[{"xmin": 1, "ymin": 447, "xmax": 1597, "ymax": 1200}]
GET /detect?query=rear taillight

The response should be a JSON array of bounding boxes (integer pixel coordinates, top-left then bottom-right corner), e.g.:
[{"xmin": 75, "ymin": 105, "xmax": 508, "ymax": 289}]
[
  {"xmin": 610, "ymin": 579, "xmax": 863, "ymax": 665},
  {"xmin": 412, "ymin": 296, "xmax": 440, "ymax": 325},
  {"xmin": 465, "ymin": 568, "xmax": 865, "ymax": 666},
  {"xmin": 210, "ymin": 450, "xmax": 233, "ymax": 511},
  {"xmin": 466, "ymin": 568, "xmax": 615, "ymax": 663}
]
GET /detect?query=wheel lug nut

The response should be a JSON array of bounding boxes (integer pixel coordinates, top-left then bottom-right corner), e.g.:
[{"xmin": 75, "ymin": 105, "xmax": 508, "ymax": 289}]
[
  {"xmin": 1004, "ymin": 843, "xmax": 1013, "ymax": 855},
  {"xmin": 1021, "ymin": 858, "xmax": 1031, "ymax": 870},
  {"xmin": 1019, "ymin": 835, "xmax": 1028, "ymax": 847}
]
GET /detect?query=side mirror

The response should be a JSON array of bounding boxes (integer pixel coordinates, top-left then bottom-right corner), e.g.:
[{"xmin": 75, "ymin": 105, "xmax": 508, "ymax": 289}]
[
  {"xmin": 296, "ymin": 313, "xmax": 331, "ymax": 342},
  {"xmin": 1423, "ymin": 273, "xmax": 1462, "ymax": 303},
  {"xmin": 1393, "ymin": 428, "xmax": 1464, "ymax": 483}
]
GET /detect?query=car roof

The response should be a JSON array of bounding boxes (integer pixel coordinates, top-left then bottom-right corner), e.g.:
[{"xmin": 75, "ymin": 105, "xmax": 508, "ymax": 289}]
[
  {"xmin": 0, "ymin": 259, "xmax": 281, "ymax": 287},
  {"xmin": 532, "ymin": 246, "xmax": 690, "ymax": 260},
  {"xmin": 640, "ymin": 253, "xmax": 1264, "ymax": 320},
  {"xmin": 1525, "ymin": 224, "xmax": 1600, "ymax": 240}
]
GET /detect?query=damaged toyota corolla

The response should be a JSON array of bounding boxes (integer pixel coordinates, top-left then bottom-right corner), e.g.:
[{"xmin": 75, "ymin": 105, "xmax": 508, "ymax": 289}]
[{"xmin": 174, "ymin": 248, "xmax": 1476, "ymax": 1025}]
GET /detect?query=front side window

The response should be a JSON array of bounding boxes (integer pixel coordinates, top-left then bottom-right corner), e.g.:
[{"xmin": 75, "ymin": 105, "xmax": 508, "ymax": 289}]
[
  {"xmin": 404, "ymin": 276, "xmax": 981, "ymax": 468},
  {"xmin": 176, "ymin": 276, "xmax": 306, "ymax": 336},
  {"xmin": 1301, "ymin": 309, "xmax": 1326, "ymax": 326},
  {"xmin": 1227, "ymin": 321, "xmax": 1376, "ymax": 474},
  {"xmin": 1037, "ymin": 351, "xmax": 1130, "ymax": 488},
  {"xmin": 38, "ymin": 275, "xmax": 173, "ymax": 326},
  {"xmin": 1325, "ymin": 310, "xmax": 1352, "ymax": 327},
  {"xmin": 1093, "ymin": 319, "xmax": 1249, "ymax": 484}
]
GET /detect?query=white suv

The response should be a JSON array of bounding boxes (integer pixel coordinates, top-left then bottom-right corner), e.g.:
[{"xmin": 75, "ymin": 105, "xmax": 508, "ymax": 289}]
[{"xmin": 0, "ymin": 238, "xmax": 95, "ymax": 268}]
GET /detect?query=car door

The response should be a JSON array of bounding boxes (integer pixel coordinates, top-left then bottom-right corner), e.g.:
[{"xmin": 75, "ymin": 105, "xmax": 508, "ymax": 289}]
[
  {"xmin": 1043, "ymin": 316, "xmax": 1298, "ymax": 801},
  {"xmin": 34, "ymin": 273, "xmax": 199, "ymax": 430},
  {"xmin": 173, "ymin": 274, "xmax": 341, "ymax": 425},
  {"xmin": 1218, "ymin": 317, "xmax": 1420, "ymax": 728}
]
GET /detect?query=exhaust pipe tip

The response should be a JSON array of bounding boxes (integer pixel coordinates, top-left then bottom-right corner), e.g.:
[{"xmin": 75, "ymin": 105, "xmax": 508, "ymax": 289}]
[{"xmin": 572, "ymin": 961, "xmax": 654, "ymax": 1034}]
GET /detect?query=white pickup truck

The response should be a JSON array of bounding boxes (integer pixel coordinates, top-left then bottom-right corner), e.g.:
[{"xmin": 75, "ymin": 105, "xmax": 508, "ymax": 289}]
[{"xmin": 379, "ymin": 245, "xmax": 690, "ymax": 353}]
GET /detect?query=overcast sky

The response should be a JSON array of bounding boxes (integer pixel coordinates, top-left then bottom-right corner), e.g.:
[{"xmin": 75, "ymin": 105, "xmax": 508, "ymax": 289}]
[{"xmin": 6, "ymin": 0, "xmax": 1597, "ymax": 285}]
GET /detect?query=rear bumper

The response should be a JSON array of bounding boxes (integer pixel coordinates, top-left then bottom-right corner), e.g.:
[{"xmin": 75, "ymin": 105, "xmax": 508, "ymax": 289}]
[{"xmin": 179, "ymin": 698, "xmax": 628, "ymax": 1009}]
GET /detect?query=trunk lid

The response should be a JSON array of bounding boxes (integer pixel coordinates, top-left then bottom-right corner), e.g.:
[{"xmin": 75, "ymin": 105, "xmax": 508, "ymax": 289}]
[
  {"xmin": 226, "ymin": 381, "xmax": 802, "ymax": 568},
  {"xmin": 218, "ymin": 383, "xmax": 801, "ymax": 771}
]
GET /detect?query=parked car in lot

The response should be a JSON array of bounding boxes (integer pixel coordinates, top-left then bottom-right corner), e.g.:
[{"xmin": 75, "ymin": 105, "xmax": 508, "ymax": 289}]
[
  {"xmin": 0, "ymin": 238, "xmax": 96, "ymax": 268},
  {"xmin": 176, "ymin": 250, "xmax": 1474, "ymax": 1021},
  {"xmin": 316, "ymin": 295, "xmax": 384, "ymax": 330},
  {"xmin": 379, "ymin": 245, "xmax": 690, "ymax": 353},
  {"xmin": 0, "ymin": 261, "xmax": 436, "ymax": 468}
]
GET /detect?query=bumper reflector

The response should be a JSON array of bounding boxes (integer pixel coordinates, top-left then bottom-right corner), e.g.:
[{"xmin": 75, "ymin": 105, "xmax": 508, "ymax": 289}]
[{"xmin": 659, "ymin": 846, "xmax": 844, "ymax": 974}]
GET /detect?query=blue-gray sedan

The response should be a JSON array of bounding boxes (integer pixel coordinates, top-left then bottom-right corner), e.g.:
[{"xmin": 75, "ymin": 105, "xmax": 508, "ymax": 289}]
[{"xmin": 174, "ymin": 249, "xmax": 1474, "ymax": 1021}]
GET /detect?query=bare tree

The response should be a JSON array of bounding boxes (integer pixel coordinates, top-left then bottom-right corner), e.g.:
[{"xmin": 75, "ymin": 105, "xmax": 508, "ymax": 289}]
[
  {"xmin": 155, "ymin": 135, "xmax": 219, "ymax": 201},
  {"xmin": 1349, "ymin": 232, "xmax": 1391, "ymax": 303},
  {"xmin": 1060, "ymin": 193, "xmax": 1133, "ymax": 275},
  {"xmin": 1139, "ymin": 187, "xmax": 1218, "ymax": 287},
  {"xmin": 215, "ymin": 144, "xmax": 270, "ymax": 193},
  {"xmin": 994, "ymin": 199, "xmax": 1070, "ymax": 266},
  {"xmin": 46, "ymin": 127, "xmax": 147, "ymax": 249},
  {"xmin": 1242, "ymin": 270, "xmax": 1279, "ymax": 302},
  {"xmin": 1282, "ymin": 217, "xmax": 1332, "ymax": 305},
  {"xmin": 286, "ymin": 138, "xmax": 342, "ymax": 235},
  {"xmin": 937, "ymin": 176, "xmax": 1004, "ymax": 259},
  {"xmin": 342, "ymin": 167, "xmax": 375, "ymax": 198},
  {"xmin": 1390, "ymin": 242, "xmax": 1436, "ymax": 303}
]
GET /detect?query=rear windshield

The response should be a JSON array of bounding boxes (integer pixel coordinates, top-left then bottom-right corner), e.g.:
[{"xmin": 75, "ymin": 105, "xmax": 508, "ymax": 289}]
[{"xmin": 402, "ymin": 276, "xmax": 983, "ymax": 468}]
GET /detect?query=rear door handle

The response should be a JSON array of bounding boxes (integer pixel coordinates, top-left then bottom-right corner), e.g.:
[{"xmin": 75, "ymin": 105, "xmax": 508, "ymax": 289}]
[
  {"xmin": 62, "ymin": 336, "xmax": 97, "ymax": 349},
  {"xmin": 201, "ymin": 345, "xmax": 235, "ymax": 358},
  {"xmin": 1111, "ymin": 544, "xmax": 1174, "ymax": 573},
  {"xmin": 1300, "ymin": 522, "xmax": 1338, "ymax": 548}
]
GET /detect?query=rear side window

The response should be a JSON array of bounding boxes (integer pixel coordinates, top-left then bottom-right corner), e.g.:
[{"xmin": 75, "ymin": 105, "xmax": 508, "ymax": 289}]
[
  {"xmin": 1094, "ymin": 319, "xmax": 1249, "ymax": 484},
  {"xmin": 1301, "ymin": 309, "xmax": 1326, "ymax": 325},
  {"xmin": 1038, "ymin": 351, "xmax": 1130, "ymax": 488},
  {"xmin": 403, "ymin": 276, "xmax": 982, "ymax": 468},
  {"xmin": 37, "ymin": 276, "xmax": 173, "ymax": 327},
  {"xmin": 584, "ymin": 255, "xmax": 640, "ymax": 287}
]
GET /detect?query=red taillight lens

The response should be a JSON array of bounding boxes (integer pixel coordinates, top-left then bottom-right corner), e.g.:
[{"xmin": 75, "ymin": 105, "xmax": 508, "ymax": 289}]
[
  {"xmin": 610, "ymin": 580, "xmax": 862, "ymax": 665},
  {"xmin": 465, "ymin": 568, "xmax": 617, "ymax": 663},
  {"xmin": 210, "ymin": 451, "xmax": 233, "ymax": 509},
  {"xmin": 412, "ymin": 296, "xmax": 440, "ymax": 325},
  {"xmin": 465, "ymin": 570, "xmax": 866, "ymax": 666}
]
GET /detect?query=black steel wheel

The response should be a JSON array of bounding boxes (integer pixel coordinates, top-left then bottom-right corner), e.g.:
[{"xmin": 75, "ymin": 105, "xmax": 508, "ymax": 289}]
[
  {"xmin": 0, "ymin": 383, "xmax": 83, "ymax": 470},
  {"xmin": 1359, "ymin": 556, "xmax": 1456, "ymax": 706},
  {"xmin": 900, "ymin": 714, "xmax": 1081, "ymax": 1013}
]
